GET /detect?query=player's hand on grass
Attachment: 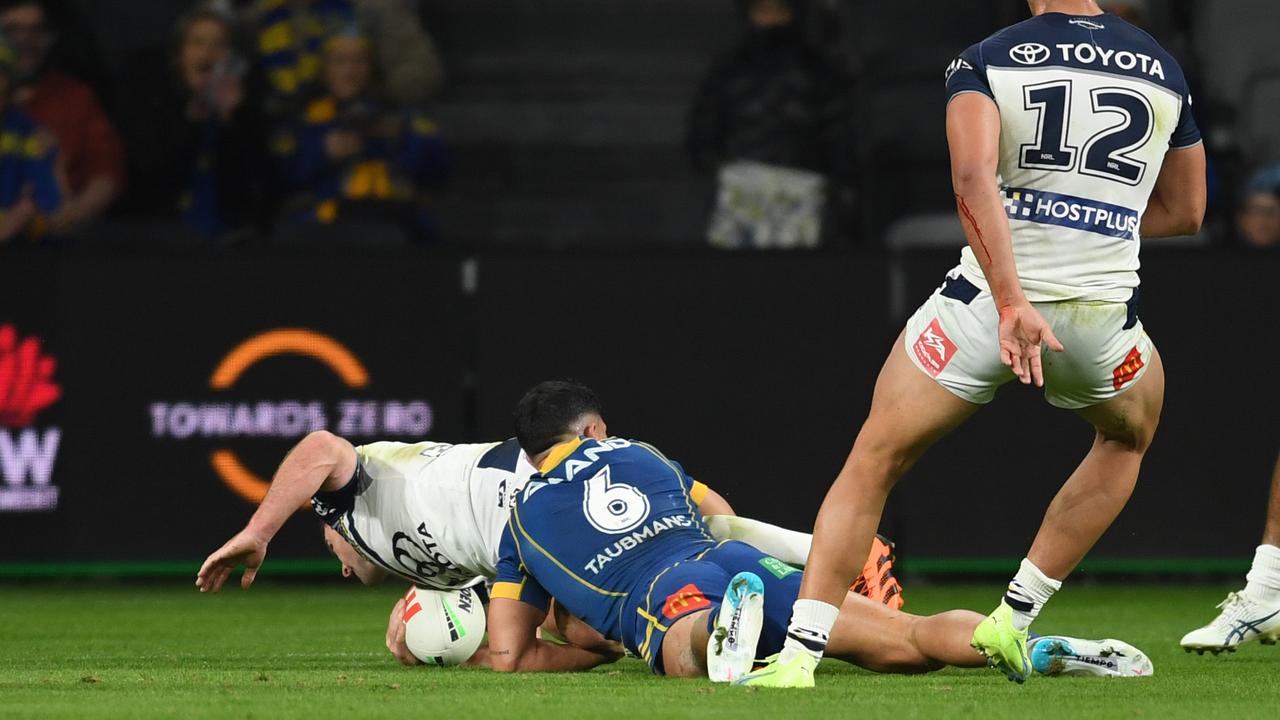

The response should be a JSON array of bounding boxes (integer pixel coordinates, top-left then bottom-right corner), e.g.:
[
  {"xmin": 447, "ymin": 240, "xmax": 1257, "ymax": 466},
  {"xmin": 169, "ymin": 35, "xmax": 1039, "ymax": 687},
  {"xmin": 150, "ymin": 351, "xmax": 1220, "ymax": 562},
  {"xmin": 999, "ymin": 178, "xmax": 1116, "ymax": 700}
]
[
  {"xmin": 386, "ymin": 595, "xmax": 422, "ymax": 666},
  {"xmin": 195, "ymin": 530, "xmax": 268, "ymax": 593},
  {"xmin": 997, "ymin": 301, "xmax": 1064, "ymax": 387}
]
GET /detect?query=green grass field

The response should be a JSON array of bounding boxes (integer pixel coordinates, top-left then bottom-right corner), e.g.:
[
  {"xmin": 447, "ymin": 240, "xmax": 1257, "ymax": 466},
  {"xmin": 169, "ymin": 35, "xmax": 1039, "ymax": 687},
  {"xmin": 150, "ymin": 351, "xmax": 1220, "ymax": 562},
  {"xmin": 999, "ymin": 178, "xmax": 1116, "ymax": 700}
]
[{"xmin": 2, "ymin": 582, "xmax": 1277, "ymax": 719}]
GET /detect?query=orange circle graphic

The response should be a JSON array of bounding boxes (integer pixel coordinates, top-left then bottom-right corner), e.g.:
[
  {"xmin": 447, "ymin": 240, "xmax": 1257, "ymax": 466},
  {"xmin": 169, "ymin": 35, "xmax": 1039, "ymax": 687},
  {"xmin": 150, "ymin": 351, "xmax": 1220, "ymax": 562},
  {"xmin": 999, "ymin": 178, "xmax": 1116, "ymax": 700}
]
[{"xmin": 208, "ymin": 328, "xmax": 368, "ymax": 505}]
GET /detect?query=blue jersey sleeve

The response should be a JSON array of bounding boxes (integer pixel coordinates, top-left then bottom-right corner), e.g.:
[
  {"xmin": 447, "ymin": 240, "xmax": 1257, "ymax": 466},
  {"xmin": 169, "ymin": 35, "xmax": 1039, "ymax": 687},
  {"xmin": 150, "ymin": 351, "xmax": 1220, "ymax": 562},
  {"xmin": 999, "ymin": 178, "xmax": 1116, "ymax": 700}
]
[
  {"xmin": 1170, "ymin": 91, "xmax": 1202, "ymax": 150},
  {"xmin": 491, "ymin": 519, "xmax": 550, "ymax": 612},
  {"xmin": 945, "ymin": 43, "xmax": 993, "ymax": 102}
]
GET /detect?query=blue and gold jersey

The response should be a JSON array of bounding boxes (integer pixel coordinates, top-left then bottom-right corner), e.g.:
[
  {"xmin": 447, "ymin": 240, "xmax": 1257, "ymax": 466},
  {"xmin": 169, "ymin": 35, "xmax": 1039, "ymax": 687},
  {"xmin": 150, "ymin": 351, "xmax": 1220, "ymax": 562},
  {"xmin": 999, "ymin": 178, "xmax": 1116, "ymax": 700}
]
[
  {"xmin": 493, "ymin": 437, "xmax": 717, "ymax": 645},
  {"xmin": 0, "ymin": 108, "xmax": 61, "ymax": 236}
]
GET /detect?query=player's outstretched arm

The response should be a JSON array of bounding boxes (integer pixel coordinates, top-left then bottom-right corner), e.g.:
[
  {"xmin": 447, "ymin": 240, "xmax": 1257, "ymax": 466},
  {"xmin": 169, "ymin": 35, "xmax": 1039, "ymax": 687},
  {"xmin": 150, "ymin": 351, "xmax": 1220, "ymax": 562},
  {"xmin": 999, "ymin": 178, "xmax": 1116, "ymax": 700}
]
[
  {"xmin": 195, "ymin": 430, "xmax": 357, "ymax": 593},
  {"xmin": 705, "ymin": 515, "xmax": 812, "ymax": 566},
  {"xmin": 947, "ymin": 93, "xmax": 1063, "ymax": 386},
  {"xmin": 487, "ymin": 598, "xmax": 623, "ymax": 673},
  {"xmin": 692, "ymin": 483, "xmax": 735, "ymax": 516},
  {"xmin": 1141, "ymin": 143, "xmax": 1206, "ymax": 238}
]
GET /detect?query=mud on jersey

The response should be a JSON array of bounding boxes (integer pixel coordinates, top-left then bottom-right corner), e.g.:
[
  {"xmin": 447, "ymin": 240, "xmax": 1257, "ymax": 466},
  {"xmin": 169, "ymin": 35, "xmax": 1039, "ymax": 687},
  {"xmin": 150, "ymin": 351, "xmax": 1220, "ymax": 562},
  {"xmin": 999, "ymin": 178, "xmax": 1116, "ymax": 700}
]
[
  {"xmin": 945, "ymin": 12, "xmax": 1201, "ymax": 302},
  {"xmin": 311, "ymin": 439, "xmax": 536, "ymax": 589}
]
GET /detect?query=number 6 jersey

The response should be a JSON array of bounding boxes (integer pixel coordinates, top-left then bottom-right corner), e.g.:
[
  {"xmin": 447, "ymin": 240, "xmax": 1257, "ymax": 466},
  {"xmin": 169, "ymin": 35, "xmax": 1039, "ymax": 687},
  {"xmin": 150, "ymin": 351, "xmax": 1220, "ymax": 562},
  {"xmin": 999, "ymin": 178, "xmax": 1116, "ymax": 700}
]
[
  {"xmin": 944, "ymin": 12, "xmax": 1201, "ymax": 302},
  {"xmin": 311, "ymin": 439, "xmax": 537, "ymax": 589},
  {"xmin": 492, "ymin": 437, "xmax": 718, "ymax": 642}
]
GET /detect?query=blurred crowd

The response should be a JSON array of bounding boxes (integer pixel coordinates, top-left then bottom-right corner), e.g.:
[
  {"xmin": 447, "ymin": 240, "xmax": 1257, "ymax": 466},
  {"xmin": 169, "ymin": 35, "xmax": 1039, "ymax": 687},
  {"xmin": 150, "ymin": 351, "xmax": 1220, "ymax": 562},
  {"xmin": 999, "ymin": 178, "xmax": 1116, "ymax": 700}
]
[
  {"xmin": 0, "ymin": 0, "xmax": 1273, "ymax": 251},
  {"xmin": 0, "ymin": 0, "xmax": 448, "ymax": 247}
]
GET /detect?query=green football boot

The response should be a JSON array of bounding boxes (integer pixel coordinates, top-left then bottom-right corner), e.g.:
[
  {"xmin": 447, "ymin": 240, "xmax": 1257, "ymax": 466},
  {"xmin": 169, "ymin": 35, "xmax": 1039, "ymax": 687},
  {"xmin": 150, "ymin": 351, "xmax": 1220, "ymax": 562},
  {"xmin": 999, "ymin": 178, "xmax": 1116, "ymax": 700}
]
[
  {"xmin": 732, "ymin": 651, "xmax": 817, "ymax": 689},
  {"xmin": 971, "ymin": 602, "xmax": 1032, "ymax": 684}
]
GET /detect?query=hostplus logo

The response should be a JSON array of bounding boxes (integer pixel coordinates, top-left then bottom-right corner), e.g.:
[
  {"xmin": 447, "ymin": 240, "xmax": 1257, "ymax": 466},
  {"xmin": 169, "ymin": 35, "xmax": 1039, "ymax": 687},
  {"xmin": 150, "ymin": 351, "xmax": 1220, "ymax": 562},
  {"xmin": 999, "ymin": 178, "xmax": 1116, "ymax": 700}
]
[{"xmin": 0, "ymin": 324, "xmax": 61, "ymax": 512}]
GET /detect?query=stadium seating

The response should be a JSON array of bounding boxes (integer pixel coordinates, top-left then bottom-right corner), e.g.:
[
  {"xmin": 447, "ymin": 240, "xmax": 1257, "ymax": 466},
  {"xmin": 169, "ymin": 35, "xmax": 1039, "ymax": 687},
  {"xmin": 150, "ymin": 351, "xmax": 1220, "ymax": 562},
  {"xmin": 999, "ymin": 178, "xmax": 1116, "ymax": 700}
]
[
  {"xmin": 421, "ymin": 0, "xmax": 734, "ymax": 247},
  {"xmin": 1238, "ymin": 72, "xmax": 1280, "ymax": 168}
]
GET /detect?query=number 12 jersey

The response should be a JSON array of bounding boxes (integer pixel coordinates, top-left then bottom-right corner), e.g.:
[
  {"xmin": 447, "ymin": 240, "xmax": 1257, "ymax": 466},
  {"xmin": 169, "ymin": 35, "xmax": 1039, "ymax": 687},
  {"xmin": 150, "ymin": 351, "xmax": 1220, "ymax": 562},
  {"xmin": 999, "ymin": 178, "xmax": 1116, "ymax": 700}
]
[{"xmin": 945, "ymin": 12, "xmax": 1201, "ymax": 303}]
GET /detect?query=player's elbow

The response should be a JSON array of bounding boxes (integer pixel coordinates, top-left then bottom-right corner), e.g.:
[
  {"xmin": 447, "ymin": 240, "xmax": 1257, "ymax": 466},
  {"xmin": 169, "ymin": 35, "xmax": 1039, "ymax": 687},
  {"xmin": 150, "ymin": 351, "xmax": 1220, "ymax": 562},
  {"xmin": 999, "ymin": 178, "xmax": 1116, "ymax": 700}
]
[
  {"xmin": 950, "ymin": 166, "xmax": 995, "ymax": 196},
  {"xmin": 490, "ymin": 655, "xmax": 518, "ymax": 673},
  {"xmin": 301, "ymin": 430, "xmax": 347, "ymax": 458},
  {"xmin": 1180, "ymin": 197, "xmax": 1206, "ymax": 235},
  {"xmin": 489, "ymin": 650, "xmax": 525, "ymax": 673}
]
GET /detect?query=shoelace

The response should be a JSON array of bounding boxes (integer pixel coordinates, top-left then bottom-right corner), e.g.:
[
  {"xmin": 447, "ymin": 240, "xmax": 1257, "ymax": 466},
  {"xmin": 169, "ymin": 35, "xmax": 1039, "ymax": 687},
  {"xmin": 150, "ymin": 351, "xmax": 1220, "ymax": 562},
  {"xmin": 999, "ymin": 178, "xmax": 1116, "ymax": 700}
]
[{"xmin": 1211, "ymin": 592, "xmax": 1256, "ymax": 627}]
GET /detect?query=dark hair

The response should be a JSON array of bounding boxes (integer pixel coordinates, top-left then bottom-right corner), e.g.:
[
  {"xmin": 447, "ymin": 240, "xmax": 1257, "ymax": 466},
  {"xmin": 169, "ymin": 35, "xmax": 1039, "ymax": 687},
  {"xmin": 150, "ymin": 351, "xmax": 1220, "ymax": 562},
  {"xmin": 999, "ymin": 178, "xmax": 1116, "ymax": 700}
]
[{"xmin": 513, "ymin": 380, "xmax": 603, "ymax": 457}]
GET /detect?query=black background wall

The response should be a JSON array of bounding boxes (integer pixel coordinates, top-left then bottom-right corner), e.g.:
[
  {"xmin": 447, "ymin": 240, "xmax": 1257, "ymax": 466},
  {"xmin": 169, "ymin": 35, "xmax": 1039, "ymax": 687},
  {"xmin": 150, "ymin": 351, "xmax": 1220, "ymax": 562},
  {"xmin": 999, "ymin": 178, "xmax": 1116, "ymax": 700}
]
[{"xmin": 0, "ymin": 250, "xmax": 1275, "ymax": 569}]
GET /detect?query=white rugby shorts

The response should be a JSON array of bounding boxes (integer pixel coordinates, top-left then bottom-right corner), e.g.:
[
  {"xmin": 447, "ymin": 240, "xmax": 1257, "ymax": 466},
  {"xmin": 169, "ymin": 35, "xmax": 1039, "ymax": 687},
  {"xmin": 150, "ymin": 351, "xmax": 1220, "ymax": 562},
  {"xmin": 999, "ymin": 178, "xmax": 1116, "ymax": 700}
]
[{"xmin": 903, "ymin": 270, "xmax": 1153, "ymax": 409}]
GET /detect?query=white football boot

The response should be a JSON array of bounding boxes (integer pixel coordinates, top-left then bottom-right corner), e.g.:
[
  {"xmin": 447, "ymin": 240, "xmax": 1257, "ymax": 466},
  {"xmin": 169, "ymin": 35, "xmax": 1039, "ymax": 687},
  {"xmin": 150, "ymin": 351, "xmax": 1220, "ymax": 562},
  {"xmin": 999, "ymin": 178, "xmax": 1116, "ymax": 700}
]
[
  {"xmin": 705, "ymin": 571, "xmax": 765, "ymax": 683},
  {"xmin": 1030, "ymin": 636, "xmax": 1154, "ymax": 677},
  {"xmin": 1180, "ymin": 591, "xmax": 1280, "ymax": 654}
]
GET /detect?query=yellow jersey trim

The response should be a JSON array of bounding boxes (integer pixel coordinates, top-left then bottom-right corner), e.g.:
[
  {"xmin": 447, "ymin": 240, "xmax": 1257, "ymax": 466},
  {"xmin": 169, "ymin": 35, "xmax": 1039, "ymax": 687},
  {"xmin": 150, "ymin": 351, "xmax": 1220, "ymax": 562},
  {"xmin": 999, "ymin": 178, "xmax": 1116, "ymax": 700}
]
[
  {"xmin": 689, "ymin": 481, "xmax": 709, "ymax": 506},
  {"xmin": 537, "ymin": 437, "xmax": 584, "ymax": 474},
  {"xmin": 491, "ymin": 580, "xmax": 525, "ymax": 601}
]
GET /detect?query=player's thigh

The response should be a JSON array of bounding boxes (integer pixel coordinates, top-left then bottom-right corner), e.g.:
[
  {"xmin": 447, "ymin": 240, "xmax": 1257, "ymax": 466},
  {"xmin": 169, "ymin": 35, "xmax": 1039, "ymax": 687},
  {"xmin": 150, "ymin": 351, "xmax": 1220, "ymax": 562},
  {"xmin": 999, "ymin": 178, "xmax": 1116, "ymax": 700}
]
[
  {"xmin": 1078, "ymin": 344, "xmax": 1165, "ymax": 448},
  {"xmin": 854, "ymin": 281, "xmax": 996, "ymax": 468},
  {"xmin": 825, "ymin": 591, "xmax": 934, "ymax": 673}
]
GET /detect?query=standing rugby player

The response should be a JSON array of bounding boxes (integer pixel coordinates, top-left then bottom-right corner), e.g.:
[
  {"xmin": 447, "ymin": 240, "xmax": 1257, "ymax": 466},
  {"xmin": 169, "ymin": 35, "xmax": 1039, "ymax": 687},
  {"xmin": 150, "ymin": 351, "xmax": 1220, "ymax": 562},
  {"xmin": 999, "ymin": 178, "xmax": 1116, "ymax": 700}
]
[{"xmin": 742, "ymin": 0, "xmax": 1205, "ymax": 687}]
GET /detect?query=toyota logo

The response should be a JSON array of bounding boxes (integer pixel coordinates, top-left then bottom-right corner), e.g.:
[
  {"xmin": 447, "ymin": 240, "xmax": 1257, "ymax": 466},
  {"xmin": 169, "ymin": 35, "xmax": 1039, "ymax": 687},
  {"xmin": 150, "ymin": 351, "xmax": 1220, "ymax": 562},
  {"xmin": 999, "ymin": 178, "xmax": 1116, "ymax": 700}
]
[{"xmin": 1009, "ymin": 43, "xmax": 1050, "ymax": 65}]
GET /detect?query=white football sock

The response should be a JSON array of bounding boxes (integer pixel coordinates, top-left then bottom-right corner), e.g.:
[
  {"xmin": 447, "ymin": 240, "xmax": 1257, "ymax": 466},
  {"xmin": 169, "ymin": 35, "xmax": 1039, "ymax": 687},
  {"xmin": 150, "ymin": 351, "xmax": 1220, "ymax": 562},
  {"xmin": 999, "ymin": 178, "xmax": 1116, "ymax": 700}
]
[
  {"xmin": 1003, "ymin": 558, "xmax": 1062, "ymax": 632},
  {"xmin": 778, "ymin": 599, "xmax": 839, "ymax": 663},
  {"xmin": 1244, "ymin": 544, "xmax": 1280, "ymax": 604}
]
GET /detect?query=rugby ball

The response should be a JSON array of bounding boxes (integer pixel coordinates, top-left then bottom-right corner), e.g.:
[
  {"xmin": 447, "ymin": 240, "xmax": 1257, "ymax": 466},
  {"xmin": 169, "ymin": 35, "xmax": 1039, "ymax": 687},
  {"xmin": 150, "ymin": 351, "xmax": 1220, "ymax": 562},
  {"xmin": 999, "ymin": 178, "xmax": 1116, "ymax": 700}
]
[{"xmin": 403, "ymin": 585, "xmax": 486, "ymax": 666}]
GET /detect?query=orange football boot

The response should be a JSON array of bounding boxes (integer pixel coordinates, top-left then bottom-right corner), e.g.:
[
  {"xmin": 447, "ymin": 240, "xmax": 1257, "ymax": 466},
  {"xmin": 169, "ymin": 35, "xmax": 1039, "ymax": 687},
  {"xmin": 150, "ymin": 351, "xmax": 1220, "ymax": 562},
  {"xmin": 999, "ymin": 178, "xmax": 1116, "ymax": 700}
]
[{"xmin": 849, "ymin": 534, "xmax": 904, "ymax": 609}]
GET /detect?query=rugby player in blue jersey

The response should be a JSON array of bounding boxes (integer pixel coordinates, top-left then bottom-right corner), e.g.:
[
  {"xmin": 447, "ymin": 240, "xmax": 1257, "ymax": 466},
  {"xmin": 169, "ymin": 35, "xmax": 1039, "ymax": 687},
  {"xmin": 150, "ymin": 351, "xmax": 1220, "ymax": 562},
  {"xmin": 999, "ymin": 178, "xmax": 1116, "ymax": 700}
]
[
  {"xmin": 483, "ymin": 382, "xmax": 1151, "ymax": 680},
  {"xmin": 744, "ymin": 0, "xmax": 1206, "ymax": 687}
]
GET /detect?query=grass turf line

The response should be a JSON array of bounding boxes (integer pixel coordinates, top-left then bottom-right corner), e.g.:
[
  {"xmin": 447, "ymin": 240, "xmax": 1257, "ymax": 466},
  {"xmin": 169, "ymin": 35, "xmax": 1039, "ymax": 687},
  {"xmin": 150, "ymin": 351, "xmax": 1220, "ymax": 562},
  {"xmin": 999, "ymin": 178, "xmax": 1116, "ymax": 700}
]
[{"xmin": 1, "ymin": 584, "xmax": 1277, "ymax": 719}]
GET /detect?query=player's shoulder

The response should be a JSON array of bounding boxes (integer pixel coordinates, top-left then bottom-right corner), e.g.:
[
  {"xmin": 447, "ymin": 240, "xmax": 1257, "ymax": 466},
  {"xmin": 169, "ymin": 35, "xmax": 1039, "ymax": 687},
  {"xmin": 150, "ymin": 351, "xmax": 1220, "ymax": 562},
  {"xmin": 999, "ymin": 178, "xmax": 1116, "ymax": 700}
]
[
  {"xmin": 973, "ymin": 14, "xmax": 1188, "ymax": 91},
  {"xmin": 474, "ymin": 438, "xmax": 524, "ymax": 473}
]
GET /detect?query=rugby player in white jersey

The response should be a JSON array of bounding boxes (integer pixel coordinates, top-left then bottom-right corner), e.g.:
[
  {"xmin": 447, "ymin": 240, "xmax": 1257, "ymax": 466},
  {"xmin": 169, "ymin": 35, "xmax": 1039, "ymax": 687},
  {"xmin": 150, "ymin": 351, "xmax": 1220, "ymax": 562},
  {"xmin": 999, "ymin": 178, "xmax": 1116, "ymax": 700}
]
[
  {"xmin": 742, "ymin": 0, "xmax": 1206, "ymax": 687},
  {"xmin": 194, "ymin": 422, "xmax": 901, "ymax": 664}
]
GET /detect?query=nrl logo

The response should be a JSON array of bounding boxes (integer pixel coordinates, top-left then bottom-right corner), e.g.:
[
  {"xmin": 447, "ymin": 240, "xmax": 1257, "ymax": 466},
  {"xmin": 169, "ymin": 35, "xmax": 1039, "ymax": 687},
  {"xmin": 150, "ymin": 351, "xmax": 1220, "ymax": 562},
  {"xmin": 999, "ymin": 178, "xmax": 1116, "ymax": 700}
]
[{"xmin": 1070, "ymin": 18, "xmax": 1106, "ymax": 30}]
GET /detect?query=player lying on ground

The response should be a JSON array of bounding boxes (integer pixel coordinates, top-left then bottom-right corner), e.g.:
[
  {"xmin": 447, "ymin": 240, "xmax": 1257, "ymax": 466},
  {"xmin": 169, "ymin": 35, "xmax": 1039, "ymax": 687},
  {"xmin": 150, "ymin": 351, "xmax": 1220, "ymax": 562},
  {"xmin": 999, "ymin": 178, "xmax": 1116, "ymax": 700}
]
[
  {"xmin": 744, "ymin": 0, "xmax": 1207, "ymax": 688},
  {"xmin": 1182, "ymin": 452, "xmax": 1280, "ymax": 653},
  {"xmin": 482, "ymin": 381, "xmax": 1152, "ymax": 679},
  {"xmin": 194, "ymin": 427, "xmax": 900, "ymax": 660}
]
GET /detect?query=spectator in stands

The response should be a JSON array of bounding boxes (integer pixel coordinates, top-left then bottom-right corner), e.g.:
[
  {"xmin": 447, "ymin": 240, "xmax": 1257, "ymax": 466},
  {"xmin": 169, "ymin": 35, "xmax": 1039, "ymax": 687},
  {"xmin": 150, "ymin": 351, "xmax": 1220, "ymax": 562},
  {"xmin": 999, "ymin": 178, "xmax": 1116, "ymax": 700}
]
[
  {"xmin": 0, "ymin": 31, "xmax": 60, "ymax": 245},
  {"xmin": 119, "ymin": 5, "xmax": 264, "ymax": 240},
  {"xmin": 687, "ymin": 0, "xmax": 854, "ymax": 248},
  {"xmin": 249, "ymin": 0, "xmax": 444, "ymax": 119},
  {"xmin": 0, "ymin": 0, "xmax": 122, "ymax": 238},
  {"xmin": 1238, "ymin": 170, "xmax": 1280, "ymax": 249},
  {"xmin": 281, "ymin": 27, "xmax": 449, "ymax": 241}
]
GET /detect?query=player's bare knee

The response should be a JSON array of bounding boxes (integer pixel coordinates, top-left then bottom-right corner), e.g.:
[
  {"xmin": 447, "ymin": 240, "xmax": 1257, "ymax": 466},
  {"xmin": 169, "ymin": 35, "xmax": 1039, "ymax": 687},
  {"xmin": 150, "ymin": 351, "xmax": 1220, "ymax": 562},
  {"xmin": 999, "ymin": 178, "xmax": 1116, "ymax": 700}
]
[
  {"xmin": 1093, "ymin": 419, "xmax": 1155, "ymax": 454},
  {"xmin": 849, "ymin": 436, "xmax": 919, "ymax": 486}
]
